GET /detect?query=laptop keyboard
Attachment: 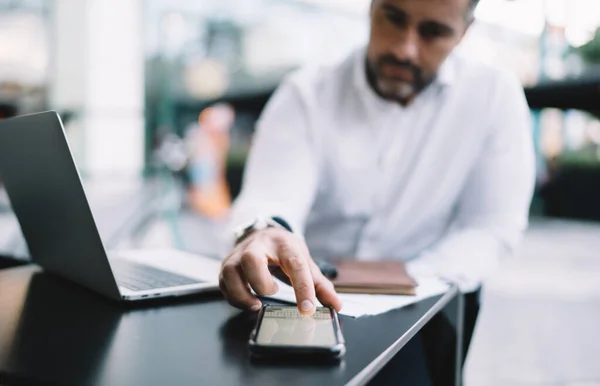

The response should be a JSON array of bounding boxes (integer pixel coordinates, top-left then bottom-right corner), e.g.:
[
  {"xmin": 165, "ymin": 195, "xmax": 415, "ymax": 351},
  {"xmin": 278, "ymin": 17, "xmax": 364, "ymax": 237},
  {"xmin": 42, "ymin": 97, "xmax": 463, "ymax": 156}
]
[{"xmin": 111, "ymin": 259, "xmax": 203, "ymax": 291}]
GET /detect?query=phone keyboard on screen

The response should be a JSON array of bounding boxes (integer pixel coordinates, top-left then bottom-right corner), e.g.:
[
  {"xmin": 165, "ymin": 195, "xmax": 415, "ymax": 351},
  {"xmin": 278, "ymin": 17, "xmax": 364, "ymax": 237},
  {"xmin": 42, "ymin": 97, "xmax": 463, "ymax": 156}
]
[{"xmin": 265, "ymin": 307, "xmax": 331, "ymax": 320}]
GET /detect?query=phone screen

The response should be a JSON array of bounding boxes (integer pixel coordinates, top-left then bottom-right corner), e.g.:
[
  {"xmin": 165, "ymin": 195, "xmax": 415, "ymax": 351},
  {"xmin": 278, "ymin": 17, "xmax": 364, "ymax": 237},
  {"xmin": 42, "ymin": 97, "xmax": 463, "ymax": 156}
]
[{"xmin": 256, "ymin": 306, "xmax": 337, "ymax": 347}]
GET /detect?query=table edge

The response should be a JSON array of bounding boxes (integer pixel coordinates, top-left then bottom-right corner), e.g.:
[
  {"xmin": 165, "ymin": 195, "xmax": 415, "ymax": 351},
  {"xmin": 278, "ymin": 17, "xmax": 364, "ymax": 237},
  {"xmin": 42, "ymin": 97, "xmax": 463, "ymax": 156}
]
[{"xmin": 345, "ymin": 285, "xmax": 460, "ymax": 386}]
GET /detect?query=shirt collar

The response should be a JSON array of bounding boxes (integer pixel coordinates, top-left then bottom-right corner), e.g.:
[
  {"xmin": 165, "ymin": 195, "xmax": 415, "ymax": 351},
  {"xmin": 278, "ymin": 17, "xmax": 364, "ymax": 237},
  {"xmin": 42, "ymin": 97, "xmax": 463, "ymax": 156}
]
[
  {"xmin": 436, "ymin": 54, "xmax": 457, "ymax": 87},
  {"xmin": 352, "ymin": 47, "xmax": 393, "ymax": 113}
]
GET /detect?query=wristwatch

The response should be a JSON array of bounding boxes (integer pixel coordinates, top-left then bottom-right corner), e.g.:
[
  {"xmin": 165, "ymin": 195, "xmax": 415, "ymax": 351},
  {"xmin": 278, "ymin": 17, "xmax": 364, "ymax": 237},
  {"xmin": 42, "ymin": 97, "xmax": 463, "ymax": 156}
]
[
  {"xmin": 233, "ymin": 216, "xmax": 293, "ymax": 246},
  {"xmin": 233, "ymin": 217, "xmax": 338, "ymax": 279}
]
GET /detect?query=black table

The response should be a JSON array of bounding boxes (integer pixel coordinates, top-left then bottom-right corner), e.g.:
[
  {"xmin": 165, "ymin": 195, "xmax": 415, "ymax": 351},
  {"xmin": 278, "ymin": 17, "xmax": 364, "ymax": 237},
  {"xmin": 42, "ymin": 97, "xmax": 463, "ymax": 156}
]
[{"xmin": 0, "ymin": 266, "xmax": 462, "ymax": 386}]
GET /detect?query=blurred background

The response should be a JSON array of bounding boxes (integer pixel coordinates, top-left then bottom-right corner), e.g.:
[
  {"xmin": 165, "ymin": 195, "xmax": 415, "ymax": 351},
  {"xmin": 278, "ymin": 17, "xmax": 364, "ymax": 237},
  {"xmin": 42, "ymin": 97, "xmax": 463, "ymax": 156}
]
[{"xmin": 1, "ymin": 0, "xmax": 600, "ymax": 384}]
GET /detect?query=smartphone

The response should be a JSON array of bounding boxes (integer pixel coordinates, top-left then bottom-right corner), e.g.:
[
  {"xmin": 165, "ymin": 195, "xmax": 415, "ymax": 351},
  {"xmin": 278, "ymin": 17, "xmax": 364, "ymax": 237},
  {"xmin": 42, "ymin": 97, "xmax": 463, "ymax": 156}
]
[{"xmin": 249, "ymin": 305, "xmax": 346, "ymax": 360}]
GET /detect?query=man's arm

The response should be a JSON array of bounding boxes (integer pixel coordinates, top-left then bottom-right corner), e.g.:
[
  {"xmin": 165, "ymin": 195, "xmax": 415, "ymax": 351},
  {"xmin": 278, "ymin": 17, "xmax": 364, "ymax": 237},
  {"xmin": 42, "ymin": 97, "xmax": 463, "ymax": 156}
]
[
  {"xmin": 227, "ymin": 78, "xmax": 319, "ymax": 242},
  {"xmin": 407, "ymin": 72, "xmax": 536, "ymax": 292},
  {"xmin": 220, "ymin": 77, "xmax": 341, "ymax": 315}
]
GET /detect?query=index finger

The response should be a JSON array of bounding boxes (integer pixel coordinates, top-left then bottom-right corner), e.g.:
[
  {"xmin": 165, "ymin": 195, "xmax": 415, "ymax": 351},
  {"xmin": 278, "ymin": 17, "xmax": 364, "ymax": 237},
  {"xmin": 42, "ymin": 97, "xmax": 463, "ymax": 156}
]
[
  {"xmin": 309, "ymin": 261, "xmax": 342, "ymax": 312},
  {"xmin": 277, "ymin": 244, "xmax": 317, "ymax": 316}
]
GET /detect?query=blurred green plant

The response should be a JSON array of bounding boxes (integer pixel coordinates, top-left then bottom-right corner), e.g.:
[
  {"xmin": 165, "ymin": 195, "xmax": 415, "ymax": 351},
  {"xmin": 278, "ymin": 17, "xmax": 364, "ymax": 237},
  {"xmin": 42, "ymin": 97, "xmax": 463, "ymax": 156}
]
[
  {"xmin": 577, "ymin": 27, "xmax": 600, "ymax": 64},
  {"xmin": 556, "ymin": 147, "xmax": 600, "ymax": 167},
  {"xmin": 227, "ymin": 148, "xmax": 249, "ymax": 168}
]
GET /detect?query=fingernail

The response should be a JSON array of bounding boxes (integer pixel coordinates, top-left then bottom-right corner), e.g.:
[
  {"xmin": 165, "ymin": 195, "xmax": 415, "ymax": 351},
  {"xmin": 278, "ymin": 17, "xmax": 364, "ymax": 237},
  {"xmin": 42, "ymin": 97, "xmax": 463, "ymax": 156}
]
[
  {"xmin": 250, "ymin": 303, "xmax": 262, "ymax": 312},
  {"xmin": 270, "ymin": 281, "xmax": 279, "ymax": 295},
  {"xmin": 300, "ymin": 300, "xmax": 314, "ymax": 312}
]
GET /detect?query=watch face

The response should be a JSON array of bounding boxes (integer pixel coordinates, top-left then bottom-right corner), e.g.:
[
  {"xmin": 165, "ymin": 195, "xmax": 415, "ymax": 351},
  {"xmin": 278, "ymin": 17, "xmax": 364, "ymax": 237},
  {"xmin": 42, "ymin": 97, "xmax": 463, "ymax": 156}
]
[
  {"xmin": 233, "ymin": 221, "xmax": 253, "ymax": 241},
  {"xmin": 255, "ymin": 217, "xmax": 270, "ymax": 230},
  {"xmin": 233, "ymin": 217, "xmax": 267, "ymax": 244}
]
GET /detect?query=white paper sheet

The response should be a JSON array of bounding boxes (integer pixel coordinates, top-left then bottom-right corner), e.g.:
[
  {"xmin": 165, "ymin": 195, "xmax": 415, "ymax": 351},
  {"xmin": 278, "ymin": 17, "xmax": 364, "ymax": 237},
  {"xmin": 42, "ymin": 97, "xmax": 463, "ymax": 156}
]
[
  {"xmin": 0, "ymin": 214, "xmax": 19, "ymax": 252},
  {"xmin": 265, "ymin": 276, "xmax": 450, "ymax": 318}
]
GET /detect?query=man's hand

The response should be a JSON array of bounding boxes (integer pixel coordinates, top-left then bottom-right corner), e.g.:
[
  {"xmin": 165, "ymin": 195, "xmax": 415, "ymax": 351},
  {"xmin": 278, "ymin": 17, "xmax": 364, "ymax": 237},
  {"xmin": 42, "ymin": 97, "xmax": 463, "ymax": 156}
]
[{"xmin": 219, "ymin": 227, "xmax": 342, "ymax": 315}]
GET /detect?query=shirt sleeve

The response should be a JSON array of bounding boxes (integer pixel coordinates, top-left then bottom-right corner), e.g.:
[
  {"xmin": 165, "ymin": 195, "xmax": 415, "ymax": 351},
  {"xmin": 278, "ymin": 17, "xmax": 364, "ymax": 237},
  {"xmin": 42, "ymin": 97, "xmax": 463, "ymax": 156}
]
[
  {"xmin": 223, "ymin": 77, "xmax": 320, "ymax": 252},
  {"xmin": 406, "ymin": 71, "xmax": 536, "ymax": 292}
]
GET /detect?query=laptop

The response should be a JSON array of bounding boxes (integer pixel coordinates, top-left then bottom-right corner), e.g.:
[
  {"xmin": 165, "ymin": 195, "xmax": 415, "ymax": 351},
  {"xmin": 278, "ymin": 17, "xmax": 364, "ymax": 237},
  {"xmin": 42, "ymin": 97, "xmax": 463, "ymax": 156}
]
[{"xmin": 0, "ymin": 111, "xmax": 221, "ymax": 301}]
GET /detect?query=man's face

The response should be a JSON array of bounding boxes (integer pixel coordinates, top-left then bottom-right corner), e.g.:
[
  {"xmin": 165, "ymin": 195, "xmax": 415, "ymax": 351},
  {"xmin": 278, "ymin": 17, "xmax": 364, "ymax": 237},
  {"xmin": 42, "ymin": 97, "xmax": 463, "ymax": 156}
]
[{"xmin": 367, "ymin": 0, "xmax": 472, "ymax": 103}]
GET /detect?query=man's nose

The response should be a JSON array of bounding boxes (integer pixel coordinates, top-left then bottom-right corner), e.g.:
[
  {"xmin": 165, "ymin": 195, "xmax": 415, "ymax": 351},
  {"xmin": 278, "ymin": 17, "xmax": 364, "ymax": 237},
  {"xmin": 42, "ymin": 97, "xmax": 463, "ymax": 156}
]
[{"xmin": 392, "ymin": 28, "xmax": 419, "ymax": 63}]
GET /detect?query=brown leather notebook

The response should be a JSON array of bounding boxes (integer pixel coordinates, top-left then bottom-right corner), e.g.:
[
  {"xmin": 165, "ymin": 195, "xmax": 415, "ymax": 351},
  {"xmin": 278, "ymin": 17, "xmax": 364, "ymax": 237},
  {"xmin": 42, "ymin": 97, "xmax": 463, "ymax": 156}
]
[{"xmin": 331, "ymin": 260, "xmax": 418, "ymax": 296}]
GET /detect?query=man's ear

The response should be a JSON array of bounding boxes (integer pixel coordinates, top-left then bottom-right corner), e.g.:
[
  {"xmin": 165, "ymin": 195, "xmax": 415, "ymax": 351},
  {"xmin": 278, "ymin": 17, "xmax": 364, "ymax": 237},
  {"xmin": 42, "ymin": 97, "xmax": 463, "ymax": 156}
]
[
  {"xmin": 467, "ymin": 17, "xmax": 475, "ymax": 29},
  {"xmin": 370, "ymin": 0, "xmax": 378, "ymax": 12},
  {"xmin": 461, "ymin": 17, "xmax": 475, "ymax": 39}
]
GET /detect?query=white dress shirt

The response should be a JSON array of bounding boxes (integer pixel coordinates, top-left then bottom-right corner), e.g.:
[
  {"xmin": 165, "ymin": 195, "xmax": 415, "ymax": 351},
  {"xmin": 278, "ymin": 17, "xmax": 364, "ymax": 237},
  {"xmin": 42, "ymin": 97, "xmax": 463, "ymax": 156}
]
[{"xmin": 229, "ymin": 47, "xmax": 535, "ymax": 292}]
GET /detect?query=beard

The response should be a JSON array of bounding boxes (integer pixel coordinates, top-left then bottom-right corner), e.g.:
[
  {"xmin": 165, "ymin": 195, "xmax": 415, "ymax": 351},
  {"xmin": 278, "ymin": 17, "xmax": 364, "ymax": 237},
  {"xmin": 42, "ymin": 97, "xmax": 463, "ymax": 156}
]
[
  {"xmin": 366, "ymin": 54, "xmax": 432, "ymax": 103},
  {"xmin": 375, "ymin": 80, "xmax": 415, "ymax": 101}
]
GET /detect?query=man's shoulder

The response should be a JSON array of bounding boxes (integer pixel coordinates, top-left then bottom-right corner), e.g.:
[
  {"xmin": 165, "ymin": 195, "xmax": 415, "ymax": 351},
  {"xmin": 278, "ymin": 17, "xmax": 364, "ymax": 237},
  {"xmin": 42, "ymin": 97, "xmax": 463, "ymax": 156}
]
[
  {"xmin": 451, "ymin": 49, "xmax": 522, "ymax": 94},
  {"xmin": 279, "ymin": 50, "xmax": 357, "ymax": 100}
]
